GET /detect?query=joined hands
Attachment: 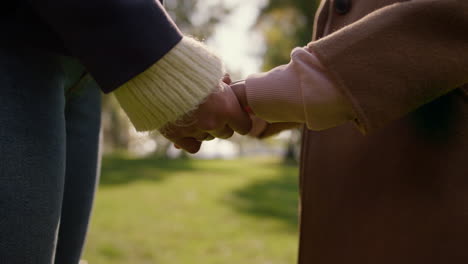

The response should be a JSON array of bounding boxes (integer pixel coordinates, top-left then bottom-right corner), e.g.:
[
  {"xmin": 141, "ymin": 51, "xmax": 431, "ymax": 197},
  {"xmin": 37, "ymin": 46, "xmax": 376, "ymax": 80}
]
[
  {"xmin": 160, "ymin": 75, "xmax": 252, "ymax": 153},
  {"xmin": 160, "ymin": 74, "xmax": 299, "ymax": 153}
]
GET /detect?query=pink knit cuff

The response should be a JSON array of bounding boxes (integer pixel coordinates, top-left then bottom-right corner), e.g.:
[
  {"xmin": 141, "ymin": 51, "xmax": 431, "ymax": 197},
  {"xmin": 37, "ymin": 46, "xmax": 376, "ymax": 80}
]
[
  {"xmin": 245, "ymin": 47, "xmax": 355, "ymax": 131},
  {"xmin": 245, "ymin": 64, "xmax": 305, "ymax": 123}
]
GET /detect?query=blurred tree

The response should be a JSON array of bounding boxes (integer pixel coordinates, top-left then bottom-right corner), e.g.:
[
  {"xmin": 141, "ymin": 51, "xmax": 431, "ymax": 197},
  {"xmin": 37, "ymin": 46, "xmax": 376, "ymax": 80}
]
[
  {"xmin": 101, "ymin": 96, "xmax": 130, "ymax": 153},
  {"xmin": 101, "ymin": 0, "xmax": 230, "ymax": 155},
  {"xmin": 255, "ymin": 0, "xmax": 320, "ymax": 162},
  {"xmin": 165, "ymin": 0, "xmax": 231, "ymax": 39},
  {"xmin": 256, "ymin": 0, "xmax": 319, "ymax": 70}
]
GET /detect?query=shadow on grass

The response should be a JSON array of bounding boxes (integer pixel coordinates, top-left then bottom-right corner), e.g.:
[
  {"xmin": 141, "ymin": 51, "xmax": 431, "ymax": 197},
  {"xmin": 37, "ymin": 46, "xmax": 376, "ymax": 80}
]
[
  {"xmin": 99, "ymin": 154, "xmax": 196, "ymax": 185},
  {"xmin": 100, "ymin": 154, "xmax": 300, "ymax": 229},
  {"xmin": 225, "ymin": 162, "xmax": 300, "ymax": 231},
  {"xmin": 100, "ymin": 154, "xmax": 251, "ymax": 186}
]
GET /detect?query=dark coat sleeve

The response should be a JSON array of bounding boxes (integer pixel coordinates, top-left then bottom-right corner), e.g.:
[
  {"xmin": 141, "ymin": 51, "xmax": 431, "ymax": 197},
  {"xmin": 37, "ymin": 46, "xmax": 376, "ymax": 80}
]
[{"xmin": 30, "ymin": 0, "xmax": 183, "ymax": 93}]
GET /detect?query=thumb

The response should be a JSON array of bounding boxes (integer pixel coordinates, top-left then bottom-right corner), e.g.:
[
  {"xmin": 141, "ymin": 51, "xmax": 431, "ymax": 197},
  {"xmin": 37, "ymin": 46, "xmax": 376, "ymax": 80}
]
[
  {"xmin": 230, "ymin": 81, "xmax": 249, "ymax": 110},
  {"xmin": 248, "ymin": 115, "xmax": 269, "ymax": 137},
  {"xmin": 259, "ymin": 122, "xmax": 301, "ymax": 139},
  {"xmin": 223, "ymin": 84, "xmax": 252, "ymax": 135},
  {"xmin": 222, "ymin": 73, "xmax": 232, "ymax": 84}
]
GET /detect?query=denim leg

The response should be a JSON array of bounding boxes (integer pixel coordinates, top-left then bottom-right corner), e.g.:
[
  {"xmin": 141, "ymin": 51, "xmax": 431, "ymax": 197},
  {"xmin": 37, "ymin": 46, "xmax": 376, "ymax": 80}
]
[
  {"xmin": 54, "ymin": 74, "xmax": 102, "ymax": 264},
  {"xmin": 0, "ymin": 48, "xmax": 66, "ymax": 263}
]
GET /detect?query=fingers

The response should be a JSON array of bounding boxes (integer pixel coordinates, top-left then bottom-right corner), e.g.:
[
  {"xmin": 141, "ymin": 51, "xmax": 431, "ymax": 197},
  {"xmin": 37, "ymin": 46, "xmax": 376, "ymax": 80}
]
[
  {"xmin": 258, "ymin": 122, "xmax": 302, "ymax": 139},
  {"xmin": 193, "ymin": 132, "xmax": 213, "ymax": 141},
  {"xmin": 160, "ymin": 123, "xmax": 203, "ymax": 153},
  {"xmin": 204, "ymin": 134, "xmax": 215, "ymax": 141},
  {"xmin": 171, "ymin": 137, "xmax": 202, "ymax": 153},
  {"xmin": 223, "ymin": 85, "xmax": 252, "ymax": 135},
  {"xmin": 228, "ymin": 110, "xmax": 252, "ymax": 135},
  {"xmin": 194, "ymin": 83, "xmax": 251, "ymax": 136},
  {"xmin": 208, "ymin": 125, "xmax": 234, "ymax": 139},
  {"xmin": 248, "ymin": 115, "xmax": 269, "ymax": 137},
  {"xmin": 160, "ymin": 77, "xmax": 254, "ymax": 153},
  {"xmin": 222, "ymin": 73, "xmax": 231, "ymax": 85},
  {"xmin": 230, "ymin": 81, "xmax": 249, "ymax": 109}
]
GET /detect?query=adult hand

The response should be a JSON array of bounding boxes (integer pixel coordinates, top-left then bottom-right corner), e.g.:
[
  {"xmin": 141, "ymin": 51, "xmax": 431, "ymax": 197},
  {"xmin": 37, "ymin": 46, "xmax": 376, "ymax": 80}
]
[{"xmin": 160, "ymin": 80, "xmax": 252, "ymax": 153}]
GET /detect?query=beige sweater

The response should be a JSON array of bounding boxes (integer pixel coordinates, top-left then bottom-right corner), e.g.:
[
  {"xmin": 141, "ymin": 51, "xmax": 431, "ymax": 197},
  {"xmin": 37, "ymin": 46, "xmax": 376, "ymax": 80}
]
[{"xmin": 114, "ymin": 37, "xmax": 225, "ymax": 131}]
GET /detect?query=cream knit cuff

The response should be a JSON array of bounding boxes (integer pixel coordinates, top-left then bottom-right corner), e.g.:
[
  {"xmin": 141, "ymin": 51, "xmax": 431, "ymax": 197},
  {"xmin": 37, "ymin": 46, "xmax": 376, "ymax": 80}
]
[{"xmin": 114, "ymin": 37, "xmax": 225, "ymax": 131}]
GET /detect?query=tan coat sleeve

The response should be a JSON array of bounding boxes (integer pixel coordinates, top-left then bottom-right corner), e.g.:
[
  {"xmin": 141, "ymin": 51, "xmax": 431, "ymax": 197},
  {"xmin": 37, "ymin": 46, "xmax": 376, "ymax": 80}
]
[{"xmin": 310, "ymin": 0, "xmax": 468, "ymax": 133}]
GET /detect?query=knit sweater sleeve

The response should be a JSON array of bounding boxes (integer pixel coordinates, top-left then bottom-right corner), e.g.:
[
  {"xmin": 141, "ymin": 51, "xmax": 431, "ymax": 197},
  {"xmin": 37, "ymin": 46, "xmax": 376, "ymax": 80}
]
[
  {"xmin": 245, "ymin": 47, "xmax": 355, "ymax": 131},
  {"xmin": 113, "ymin": 37, "xmax": 225, "ymax": 131}
]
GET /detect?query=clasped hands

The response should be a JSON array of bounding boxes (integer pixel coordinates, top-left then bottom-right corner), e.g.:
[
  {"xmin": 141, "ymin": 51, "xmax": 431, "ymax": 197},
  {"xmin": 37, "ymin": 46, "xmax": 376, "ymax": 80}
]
[
  {"xmin": 161, "ymin": 75, "xmax": 299, "ymax": 153},
  {"xmin": 160, "ymin": 75, "xmax": 250, "ymax": 153}
]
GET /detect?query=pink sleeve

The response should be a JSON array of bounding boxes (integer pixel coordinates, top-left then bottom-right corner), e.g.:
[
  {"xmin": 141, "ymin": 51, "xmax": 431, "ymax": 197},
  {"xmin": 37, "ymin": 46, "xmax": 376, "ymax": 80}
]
[{"xmin": 245, "ymin": 47, "xmax": 356, "ymax": 131}]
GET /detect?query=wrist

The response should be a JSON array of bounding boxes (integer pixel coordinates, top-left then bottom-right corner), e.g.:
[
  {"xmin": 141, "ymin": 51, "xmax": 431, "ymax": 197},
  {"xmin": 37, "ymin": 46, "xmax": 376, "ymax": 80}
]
[
  {"xmin": 114, "ymin": 36, "xmax": 225, "ymax": 131},
  {"xmin": 230, "ymin": 81, "xmax": 252, "ymax": 114}
]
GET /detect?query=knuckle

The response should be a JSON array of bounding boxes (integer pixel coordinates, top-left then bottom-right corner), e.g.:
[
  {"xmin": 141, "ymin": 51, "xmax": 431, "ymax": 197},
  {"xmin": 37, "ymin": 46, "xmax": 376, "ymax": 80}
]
[
  {"xmin": 216, "ymin": 129, "xmax": 234, "ymax": 139},
  {"xmin": 200, "ymin": 119, "xmax": 223, "ymax": 132},
  {"xmin": 224, "ymin": 130, "xmax": 235, "ymax": 139}
]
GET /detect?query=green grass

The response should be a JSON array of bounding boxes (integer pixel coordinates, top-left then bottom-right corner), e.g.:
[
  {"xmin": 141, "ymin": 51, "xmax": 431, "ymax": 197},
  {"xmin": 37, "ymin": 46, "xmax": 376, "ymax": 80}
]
[{"xmin": 83, "ymin": 154, "xmax": 300, "ymax": 264}]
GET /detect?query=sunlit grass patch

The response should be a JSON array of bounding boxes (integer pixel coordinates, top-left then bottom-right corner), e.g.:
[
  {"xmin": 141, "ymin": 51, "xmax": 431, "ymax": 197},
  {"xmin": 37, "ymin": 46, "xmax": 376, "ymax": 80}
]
[{"xmin": 83, "ymin": 155, "xmax": 299, "ymax": 264}]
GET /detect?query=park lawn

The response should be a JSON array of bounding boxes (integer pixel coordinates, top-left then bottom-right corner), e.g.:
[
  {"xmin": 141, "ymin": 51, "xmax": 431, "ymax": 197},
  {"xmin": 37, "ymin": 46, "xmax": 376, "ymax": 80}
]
[{"xmin": 83, "ymin": 154, "xmax": 300, "ymax": 264}]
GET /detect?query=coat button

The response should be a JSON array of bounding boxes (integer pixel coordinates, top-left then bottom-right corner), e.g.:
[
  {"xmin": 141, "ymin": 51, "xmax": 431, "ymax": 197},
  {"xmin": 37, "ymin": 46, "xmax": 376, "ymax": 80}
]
[{"xmin": 334, "ymin": 0, "xmax": 351, "ymax": 15}]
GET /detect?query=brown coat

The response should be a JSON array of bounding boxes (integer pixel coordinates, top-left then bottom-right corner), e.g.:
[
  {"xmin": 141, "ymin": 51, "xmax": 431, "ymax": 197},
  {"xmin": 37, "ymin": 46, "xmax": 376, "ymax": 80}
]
[{"xmin": 299, "ymin": 0, "xmax": 468, "ymax": 263}]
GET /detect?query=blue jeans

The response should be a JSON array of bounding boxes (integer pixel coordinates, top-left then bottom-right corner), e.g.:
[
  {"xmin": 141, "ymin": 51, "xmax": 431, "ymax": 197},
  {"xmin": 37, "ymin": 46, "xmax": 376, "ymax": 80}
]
[{"xmin": 0, "ymin": 45, "xmax": 102, "ymax": 263}]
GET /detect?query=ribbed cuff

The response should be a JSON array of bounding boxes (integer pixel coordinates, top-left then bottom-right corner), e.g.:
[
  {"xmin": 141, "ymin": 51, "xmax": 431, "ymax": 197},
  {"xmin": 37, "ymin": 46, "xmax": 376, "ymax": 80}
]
[
  {"xmin": 245, "ymin": 64, "xmax": 305, "ymax": 123},
  {"xmin": 245, "ymin": 47, "xmax": 355, "ymax": 131},
  {"xmin": 114, "ymin": 37, "xmax": 225, "ymax": 131}
]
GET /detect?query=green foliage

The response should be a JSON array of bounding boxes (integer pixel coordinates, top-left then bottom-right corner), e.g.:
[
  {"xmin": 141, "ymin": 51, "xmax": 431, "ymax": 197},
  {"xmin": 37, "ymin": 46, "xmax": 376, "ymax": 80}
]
[
  {"xmin": 101, "ymin": 0, "xmax": 230, "ymax": 153},
  {"xmin": 165, "ymin": 0, "xmax": 231, "ymax": 39},
  {"xmin": 83, "ymin": 155, "xmax": 299, "ymax": 264},
  {"xmin": 257, "ymin": 0, "xmax": 320, "ymax": 70}
]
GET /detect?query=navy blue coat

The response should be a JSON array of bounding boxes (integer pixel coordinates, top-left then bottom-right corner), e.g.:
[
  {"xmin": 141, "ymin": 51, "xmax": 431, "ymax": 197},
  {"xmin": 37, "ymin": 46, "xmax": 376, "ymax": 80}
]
[{"xmin": 3, "ymin": 0, "xmax": 183, "ymax": 93}]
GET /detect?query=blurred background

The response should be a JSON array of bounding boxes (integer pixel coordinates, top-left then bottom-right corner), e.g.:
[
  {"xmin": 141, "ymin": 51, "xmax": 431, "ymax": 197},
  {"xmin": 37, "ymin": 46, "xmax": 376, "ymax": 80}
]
[{"xmin": 83, "ymin": 0, "xmax": 319, "ymax": 263}]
